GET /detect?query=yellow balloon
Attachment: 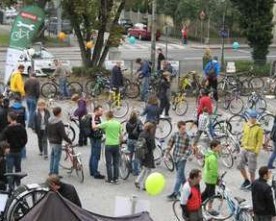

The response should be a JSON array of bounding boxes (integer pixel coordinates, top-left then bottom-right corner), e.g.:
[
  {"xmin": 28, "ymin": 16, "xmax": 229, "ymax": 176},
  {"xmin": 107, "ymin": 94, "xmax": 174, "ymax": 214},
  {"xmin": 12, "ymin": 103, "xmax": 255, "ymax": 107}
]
[
  {"xmin": 86, "ymin": 41, "xmax": 93, "ymax": 49},
  {"xmin": 58, "ymin": 32, "xmax": 67, "ymax": 41},
  {"xmin": 145, "ymin": 172, "xmax": 166, "ymax": 196}
]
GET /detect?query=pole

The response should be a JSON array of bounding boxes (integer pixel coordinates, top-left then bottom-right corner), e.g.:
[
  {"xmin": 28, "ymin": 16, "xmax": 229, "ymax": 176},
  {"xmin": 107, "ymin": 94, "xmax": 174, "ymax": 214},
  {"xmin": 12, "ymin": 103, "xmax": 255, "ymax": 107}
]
[
  {"xmin": 221, "ymin": 1, "xmax": 228, "ymax": 71},
  {"xmin": 165, "ymin": 26, "xmax": 168, "ymax": 58},
  {"xmin": 151, "ymin": 0, "xmax": 157, "ymax": 73},
  {"xmin": 57, "ymin": 0, "xmax": 62, "ymax": 35}
]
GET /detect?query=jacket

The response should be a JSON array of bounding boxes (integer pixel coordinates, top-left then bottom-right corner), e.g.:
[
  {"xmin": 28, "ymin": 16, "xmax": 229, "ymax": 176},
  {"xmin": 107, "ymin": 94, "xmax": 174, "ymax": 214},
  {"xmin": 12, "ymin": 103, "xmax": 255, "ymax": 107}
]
[
  {"xmin": 33, "ymin": 109, "xmax": 51, "ymax": 133},
  {"xmin": 10, "ymin": 71, "xmax": 25, "ymax": 96},
  {"xmin": 204, "ymin": 60, "xmax": 220, "ymax": 78},
  {"xmin": 58, "ymin": 182, "xmax": 82, "ymax": 207},
  {"xmin": 242, "ymin": 122, "xmax": 263, "ymax": 155},
  {"xmin": 203, "ymin": 150, "xmax": 219, "ymax": 185},
  {"xmin": 111, "ymin": 65, "xmax": 123, "ymax": 89},
  {"xmin": 197, "ymin": 96, "xmax": 213, "ymax": 116},
  {"xmin": 9, "ymin": 102, "xmax": 27, "ymax": 127},
  {"xmin": 186, "ymin": 185, "xmax": 202, "ymax": 212},
  {"xmin": 74, "ymin": 99, "xmax": 87, "ymax": 118},
  {"xmin": 126, "ymin": 119, "xmax": 143, "ymax": 140},
  {"xmin": 139, "ymin": 131, "xmax": 155, "ymax": 168},
  {"xmin": 47, "ymin": 116, "xmax": 72, "ymax": 144},
  {"xmin": 24, "ymin": 77, "xmax": 40, "ymax": 99},
  {"xmin": 141, "ymin": 104, "xmax": 160, "ymax": 124},
  {"xmin": 252, "ymin": 178, "xmax": 276, "ymax": 216},
  {"xmin": 158, "ymin": 78, "xmax": 170, "ymax": 99}
]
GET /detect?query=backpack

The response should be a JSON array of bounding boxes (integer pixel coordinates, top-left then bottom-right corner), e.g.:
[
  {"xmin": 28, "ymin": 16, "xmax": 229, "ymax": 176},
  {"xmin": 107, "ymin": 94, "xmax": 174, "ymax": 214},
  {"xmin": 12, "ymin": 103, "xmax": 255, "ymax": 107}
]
[
  {"xmin": 81, "ymin": 114, "xmax": 93, "ymax": 137},
  {"xmin": 135, "ymin": 136, "xmax": 148, "ymax": 160},
  {"xmin": 270, "ymin": 124, "xmax": 276, "ymax": 142},
  {"xmin": 206, "ymin": 63, "xmax": 216, "ymax": 80}
]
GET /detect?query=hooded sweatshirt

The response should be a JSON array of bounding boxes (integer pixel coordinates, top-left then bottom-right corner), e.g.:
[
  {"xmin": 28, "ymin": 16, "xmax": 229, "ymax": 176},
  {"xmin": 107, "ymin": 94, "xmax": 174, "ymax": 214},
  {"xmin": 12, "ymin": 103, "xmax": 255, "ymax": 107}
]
[
  {"xmin": 242, "ymin": 122, "xmax": 263, "ymax": 155},
  {"xmin": 203, "ymin": 150, "xmax": 219, "ymax": 185},
  {"xmin": 47, "ymin": 116, "xmax": 72, "ymax": 144}
]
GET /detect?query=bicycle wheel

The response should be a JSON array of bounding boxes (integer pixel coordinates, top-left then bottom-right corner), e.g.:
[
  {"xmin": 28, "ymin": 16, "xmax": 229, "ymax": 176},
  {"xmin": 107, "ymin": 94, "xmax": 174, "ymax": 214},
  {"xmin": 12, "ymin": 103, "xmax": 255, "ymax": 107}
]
[
  {"xmin": 217, "ymin": 81, "xmax": 227, "ymax": 97},
  {"xmin": 155, "ymin": 119, "xmax": 172, "ymax": 139},
  {"xmin": 110, "ymin": 100, "xmax": 129, "ymax": 118},
  {"xmin": 184, "ymin": 120, "xmax": 198, "ymax": 138},
  {"xmin": 238, "ymin": 209, "xmax": 254, "ymax": 221},
  {"xmin": 125, "ymin": 82, "xmax": 140, "ymax": 99},
  {"xmin": 75, "ymin": 155, "xmax": 84, "ymax": 183},
  {"xmin": 229, "ymin": 97, "xmax": 244, "ymax": 115},
  {"xmin": 85, "ymin": 79, "xmax": 96, "ymax": 95},
  {"xmin": 249, "ymin": 77, "xmax": 264, "ymax": 91},
  {"xmin": 258, "ymin": 113, "xmax": 275, "ymax": 132},
  {"xmin": 119, "ymin": 153, "xmax": 131, "ymax": 180},
  {"xmin": 59, "ymin": 149, "xmax": 72, "ymax": 170},
  {"xmin": 40, "ymin": 82, "xmax": 57, "ymax": 98},
  {"xmin": 240, "ymin": 79, "xmax": 252, "ymax": 96},
  {"xmin": 219, "ymin": 137, "xmax": 234, "ymax": 169},
  {"xmin": 64, "ymin": 124, "xmax": 76, "ymax": 143},
  {"xmin": 164, "ymin": 153, "xmax": 175, "ymax": 172},
  {"xmin": 213, "ymin": 120, "xmax": 232, "ymax": 136},
  {"xmin": 202, "ymin": 195, "xmax": 233, "ymax": 220},
  {"xmin": 228, "ymin": 114, "xmax": 247, "ymax": 136},
  {"xmin": 175, "ymin": 100, "xmax": 189, "ymax": 116},
  {"xmin": 153, "ymin": 145, "xmax": 163, "ymax": 163},
  {"xmin": 255, "ymin": 97, "xmax": 267, "ymax": 113},
  {"xmin": 67, "ymin": 82, "xmax": 83, "ymax": 96},
  {"xmin": 172, "ymin": 200, "xmax": 183, "ymax": 221}
]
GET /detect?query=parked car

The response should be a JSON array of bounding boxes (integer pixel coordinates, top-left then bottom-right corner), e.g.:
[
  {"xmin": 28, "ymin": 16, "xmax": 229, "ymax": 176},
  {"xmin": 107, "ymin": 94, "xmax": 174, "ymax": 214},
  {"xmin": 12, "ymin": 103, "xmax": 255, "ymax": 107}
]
[
  {"xmin": 127, "ymin": 23, "xmax": 161, "ymax": 41},
  {"xmin": 46, "ymin": 17, "xmax": 73, "ymax": 34},
  {"xmin": 17, "ymin": 47, "xmax": 71, "ymax": 77},
  {"xmin": 118, "ymin": 18, "xmax": 133, "ymax": 34},
  {"xmin": 0, "ymin": 6, "xmax": 17, "ymax": 24}
]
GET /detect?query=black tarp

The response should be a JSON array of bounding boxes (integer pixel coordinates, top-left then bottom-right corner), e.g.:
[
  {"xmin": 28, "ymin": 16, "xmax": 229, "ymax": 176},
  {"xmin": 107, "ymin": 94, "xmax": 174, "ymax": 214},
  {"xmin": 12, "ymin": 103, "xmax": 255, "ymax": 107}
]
[{"xmin": 20, "ymin": 191, "xmax": 154, "ymax": 221}]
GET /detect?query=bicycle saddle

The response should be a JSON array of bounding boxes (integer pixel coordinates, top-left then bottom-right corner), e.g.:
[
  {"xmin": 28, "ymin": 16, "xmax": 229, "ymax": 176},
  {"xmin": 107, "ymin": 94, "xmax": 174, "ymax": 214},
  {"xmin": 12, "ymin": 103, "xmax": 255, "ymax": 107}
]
[
  {"xmin": 234, "ymin": 197, "xmax": 246, "ymax": 204},
  {"xmin": 4, "ymin": 172, "xmax": 27, "ymax": 179}
]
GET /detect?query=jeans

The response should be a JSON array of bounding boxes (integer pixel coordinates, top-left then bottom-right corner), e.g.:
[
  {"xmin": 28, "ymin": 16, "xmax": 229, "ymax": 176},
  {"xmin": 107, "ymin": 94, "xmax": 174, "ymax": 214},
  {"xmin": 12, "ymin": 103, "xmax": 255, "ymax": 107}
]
[
  {"xmin": 21, "ymin": 147, "xmax": 26, "ymax": 159},
  {"xmin": 105, "ymin": 146, "xmax": 120, "ymax": 181},
  {"xmin": 49, "ymin": 143, "xmax": 62, "ymax": 175},
  {"xmin": 140, "ymin": 77, "xmax": 150, "ymax": 101},
  {"xmin": 78, "ymin": 116, "xmax": 87, "ymax": 146},
  {"xmin": 6, "ymin": 152, "xmax": 22, "ymax": 189},
  {"xmin": 37, "ymin": 130, "xmax": 48, "ymax": 156},
  {"xmin": 59, "ymin": 78, "xmax": 69, "ymax": 98},
  {"xmin": 127, "ymin": 139, "xmax": 140, "ymax": 175},
  {"xmin": 135, "ymin": 166, "xmax": 151, "ymax": 189},
  {"xmin": 268, "ymin": 141, "xmax": 276, "ymax": 168},
  {"xmin": 173, "ymin": 159, "xmax": 187, "ymax": 194},
  {"xmin": 26, "ymin": 97, "xmax": 37, "ymax": 128},
  {"xmin": 89, "ymin": 138, "xmax": 102, "ymax": 176}
]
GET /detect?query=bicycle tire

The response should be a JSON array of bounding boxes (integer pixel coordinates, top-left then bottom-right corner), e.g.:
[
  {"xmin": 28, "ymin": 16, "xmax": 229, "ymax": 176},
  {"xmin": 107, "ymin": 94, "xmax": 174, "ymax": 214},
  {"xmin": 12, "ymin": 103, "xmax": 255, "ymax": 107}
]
[
  {"xmin": 119, "ymin": 153, "xmax": 131, "ymax": 180},
  {"xmin": 110, "ymin": 100, "xmax": 129, "ymax": 118},
  {"xmin": 153, "ymin": 145, "xmax": 163, "ymax": 163},
  {"xmin": 229, "ymin": 97, "xmax": 244, "ymax": 115},
  {"xmin": 202, "ymin": 195, "xmax": 234, "ymax": 220},
  {"xmin": 67, "ymin": 81, "xmax": 83, "ymax": 96},
  {"xmin": 255, "ymin": 97, "xmax": 267, "ymax": 114},
  {"xmin": 125, "ymin": 82, "xmax": 140, "ymax": 99},
  {"xmin": 75, "ymin": 156, "xmax": 84, "ymax": 183},
  {"xmin": 40, "ymin": 82, "xmax": 58, "ymax": 98},
  {"xmin": 64, "ymin": 124, "xmax": 76, "ymax": 143},
  {"xmin": 228, "ymin": 114, "xmax": 247, "ymax": 136},
  {"xmin": 219, "ymin": 137, "xmax": 234, "ymax": 169},
  {"xmin": 238, "ymin": 209, "xmax": 254, "ymax": 221},
  {"xmin": 172, "ymin": 200, "xmax": 183, "ymax": 221},
  {"xmin": 249, "ymin": 77, "xmax": 264, "ymax": 91},
  {"xmin": 175, "ymin": 100, "xmax": 189, "ymax": 116},
  {"xmin": 155, "ymin": 119, "xmax": 172, "ymax": 139},
  {"xmin": 85, "ymin": 79, "xmax": 96, "ymax": 95},
  {"xmin": 213, "ymin": 120, "xmax": 232, "ymax": 136},
  {"xmin": 59, "ymin": 149, "xmax": 72, "ymax": 170},
  {"xmin": 258, "ymin": 113, "xmax": 275, "ymax": 132},
  {"xmin": 164, "ymin": 153, "xmax": 175, "ymax": 172}
]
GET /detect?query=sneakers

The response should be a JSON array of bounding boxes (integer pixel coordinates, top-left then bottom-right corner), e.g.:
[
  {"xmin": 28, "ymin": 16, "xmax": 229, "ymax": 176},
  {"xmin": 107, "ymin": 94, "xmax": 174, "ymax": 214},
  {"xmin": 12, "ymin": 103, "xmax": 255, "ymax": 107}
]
[
  {"xmin": 166, "ymin": 193, "xmax": 178, "ymax": 201},
  {"xmin": 94, "ymin": 174, "xmax": 105, "ymax": 179},
  {"xmin": 240, "ymin": 179, "xmax": 251, "ymax": 189}
]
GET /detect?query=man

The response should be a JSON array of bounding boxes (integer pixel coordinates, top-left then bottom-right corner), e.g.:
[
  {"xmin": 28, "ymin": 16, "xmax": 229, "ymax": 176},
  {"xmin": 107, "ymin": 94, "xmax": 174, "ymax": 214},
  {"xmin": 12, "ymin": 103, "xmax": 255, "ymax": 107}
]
[
  {"xmin": 46, "ymin": 174, "xmax": 82, "ymax": 207},
  {"xmin": 10, "ymin": 64, "xmax": 25, "ymax": 97},
  {"xmin": 238, "ymin": 109, "xmax": 263, "ymax": 190},
  {"xmin": 0, "ymin": 112, "xmax": 27, "ymax": 189},
  {"xmin": 252, "ymin": 166, "xmax": 276, "ymax": 221},
  {"xmin": 111, "ymin": 62, "xmax": 124, "ymax": 91},
  {"xmin": 53, "ymin": 59, "xmax": 69, "ymax": 98},
  {"xmin": 47, "ymin": 107, "xmax": 72, "ymax": 175},
  {"xmin": 158, "ymin": 71, "xmax": 171, "ymax": 118},
  {"xmin": 136, "ymin": 58, "xmax": 151, "ymax": 102},
  {"xmin": 180, "ymin": 169, "xmax": 203, "ymax": 221},
  {"xmin": 157, "ymin": 48, "xmax": 165, "ymax": 72},
  {"xmin": 0, "ymin": 95, "xmax": 9, "ymax": 135},
  {"xmin": 204, "ymin": 56, "xmax": 220, "ymax": 101},
  {"xmin": 201, "ymin": 139, "xmax": 221, "ymax": 216},
  {"xmin": 166, "ymin": 121, "xmax": 191, "ymax": 201},
  {"xmin": 89, "ymin": 105, "xmax": 105, "ymax": 179},
  {"xmin": 93, "ymin": 111, "xmax": 121, "ymax": 183},
  {"xmin": 24, "ymin": 72, "xmax": 40, "ymax": 128}
]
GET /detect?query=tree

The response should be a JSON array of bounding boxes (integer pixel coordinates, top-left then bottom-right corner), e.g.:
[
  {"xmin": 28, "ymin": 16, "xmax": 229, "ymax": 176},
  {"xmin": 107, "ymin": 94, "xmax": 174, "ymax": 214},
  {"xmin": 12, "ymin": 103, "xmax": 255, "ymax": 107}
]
[{"xmin": 230, "ymin": 0, "xmax": 274, "ymax": 64}]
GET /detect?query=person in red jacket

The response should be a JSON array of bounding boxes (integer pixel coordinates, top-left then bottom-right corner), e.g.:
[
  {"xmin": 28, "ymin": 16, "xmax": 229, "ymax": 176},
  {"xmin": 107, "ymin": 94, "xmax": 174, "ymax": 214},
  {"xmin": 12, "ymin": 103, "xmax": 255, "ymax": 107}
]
[
  {"xmin": 180, "ymin": 169, "xmax": 203, "ymax": 221},
  {"xmin": 197, "ymin": 89, "xmax": 213, "ymax": 118}
]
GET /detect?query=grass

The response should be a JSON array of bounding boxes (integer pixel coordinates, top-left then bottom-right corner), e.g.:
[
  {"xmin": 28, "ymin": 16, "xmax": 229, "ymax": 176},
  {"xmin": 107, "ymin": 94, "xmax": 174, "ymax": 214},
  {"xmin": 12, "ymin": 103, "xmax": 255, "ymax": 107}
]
[{"xmin": 0, "ymin": 33, "xmax": 10, "ymax": 47}]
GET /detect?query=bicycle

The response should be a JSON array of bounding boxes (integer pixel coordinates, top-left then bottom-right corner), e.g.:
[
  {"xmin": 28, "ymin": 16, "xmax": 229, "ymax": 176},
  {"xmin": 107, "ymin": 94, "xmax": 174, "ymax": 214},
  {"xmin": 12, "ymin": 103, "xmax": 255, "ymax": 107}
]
[
  {"xmin": 202, "ymin": 172, "xmax": 254, "ymax": 220},
  {"xmin": 178, "ymin": 71, "xmax": 203, "ymax": 97},
  {"xmin": 40, "ymin": 75, "xmax": 83, "ymax": 98},
  {"xmin": 85, "ymin": 73, "xmax": 110, "ymax": 97},
  {"xmin": 223, "ymin": 88, "xmax": 244, "ymax": 114},
  {"xmin": 59, "ymin": 144, "xmax": 84, "ymax": 183},
  {"xmin": 171, "ymin": 91, "xmax": 189, "ymax": 116}
]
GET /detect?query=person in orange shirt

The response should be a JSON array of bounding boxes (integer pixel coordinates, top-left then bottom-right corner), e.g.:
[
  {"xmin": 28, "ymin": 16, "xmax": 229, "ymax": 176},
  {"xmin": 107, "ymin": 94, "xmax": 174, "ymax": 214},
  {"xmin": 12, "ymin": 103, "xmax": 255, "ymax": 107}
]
[{"xmin": 10, "ymin": 64, "xmax": 25, "ymax": 97}]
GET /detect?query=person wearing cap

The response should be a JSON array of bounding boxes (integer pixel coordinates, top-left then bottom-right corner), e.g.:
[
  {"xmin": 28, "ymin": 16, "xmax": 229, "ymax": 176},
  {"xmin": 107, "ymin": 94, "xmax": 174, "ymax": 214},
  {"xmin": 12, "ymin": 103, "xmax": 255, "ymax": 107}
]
[
  {"xmin": 158, "ymin": 71, "xmax": 171, "ymax": 118},
  {"xmin": 10, "ymin": 64, "xmax": 25, "ymax": 97},
  {"xmin": 237, "ymin": 109, "xmax": 263, "ymax": 190}
]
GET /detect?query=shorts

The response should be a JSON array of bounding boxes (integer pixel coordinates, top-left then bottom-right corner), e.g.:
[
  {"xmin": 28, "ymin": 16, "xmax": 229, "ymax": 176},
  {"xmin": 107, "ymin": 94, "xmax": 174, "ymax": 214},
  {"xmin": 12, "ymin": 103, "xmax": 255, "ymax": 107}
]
[
  {"xmin": 201, "ymin": 183, "xmax": 216, "ymax": 202},
  {"xmin": 237, "ymin": 149, "xmax": 257, "ymax": 173}
]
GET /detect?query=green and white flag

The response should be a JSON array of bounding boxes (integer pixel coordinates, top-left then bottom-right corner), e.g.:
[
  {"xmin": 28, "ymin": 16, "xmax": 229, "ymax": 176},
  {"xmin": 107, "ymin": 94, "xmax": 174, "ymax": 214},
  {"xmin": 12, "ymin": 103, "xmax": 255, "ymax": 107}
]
[{"xmin": 4, "ymin": 5, "xmax": 45, "ymax": 83}]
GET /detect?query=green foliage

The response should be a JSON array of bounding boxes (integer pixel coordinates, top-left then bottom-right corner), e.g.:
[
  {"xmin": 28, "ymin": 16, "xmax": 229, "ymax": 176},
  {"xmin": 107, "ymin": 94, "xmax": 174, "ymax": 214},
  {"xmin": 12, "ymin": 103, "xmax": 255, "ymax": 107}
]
[
  {"xmin": 229, "ymin": 60, "xmax": 271, "ymax": 76},
  {"xmin": 72, "ymin": 66, "xmax": 111, "ymax": 77}
]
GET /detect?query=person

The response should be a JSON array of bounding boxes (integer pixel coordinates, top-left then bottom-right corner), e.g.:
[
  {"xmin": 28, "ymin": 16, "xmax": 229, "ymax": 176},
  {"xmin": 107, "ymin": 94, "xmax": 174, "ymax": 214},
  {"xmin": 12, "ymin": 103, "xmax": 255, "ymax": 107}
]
[
  {"xmin": 166, "ymin": 121, "xmax": 191, "ymax": 201},
  {"xmin": 180, "ymin": 169, "xmax": 203, "ymax": 221},
  {"xmin": 111, "ymin": 62, "xmax": 124, "ymax": 91},
  {"xmin": 201, "ymin": 140, "xmax": 221, "ymax": 216},
  {"xmin": 157, "ymin": 48, "xmax": 165, "ymax": 72},
  {"xmin": 158, "ymin": 71, "xmax": 171, "ymax": 118},
  {"xmin": 32, "ymin": 99, "xmax": 50, "ymax": 158},
  {"xmin": 202, "ymin": 48, "xmax": 212, "ymax": 70},
  {"xmin": 53, "ymin": 59, "xmax": 70, "ymax": 99},
  {"xmin": 9, "ymin": 64, "xmax": 25, "ymax": 97},
  {"xmin": 0, "ymin": 95, "xmax": 9, "ymax": 135},
  {"xmin": 197, "ymin": 89, "xmax": 213, "ymax": 118},
  {"xmin": 141, "ymin": 95, "xmax": 160, "ymax": 125},
  {"xmin": 24, "ymin": 72, "xmax": 40, "ymax": 128},
  {"xmin": 251, "ymin": 166, "xmax": 276, "ymax": 221},
  {"xmin": 136, "ymin": 58, "xmax": 151, "ymax": 102},
  {"xmin": 126, "ymin": 110, "xmax": 143, "ymax": 176},
  {"xmin": 47, "ymin": 106, "xmax": 72, "ymax": 175},
  {"xmin": 46, "ymin": 174, "xmax": 82, "ymax": 207},
  {"xmin": 0, "ymin": 141, "xmax": 8, "ymax": 190},
  {"xmin": 237, "ymin": 109, "xmax": 263, "ymax": 190},
  {"xmin": 204, "ymin": 56, "xmax": 220, "ymax": 101},
  {"xmin": 268, "ymin": 116, "xmax": 276, "ymax": 169},
  {"xmin": 135, "ymin": 122, "xmax": 156, "ymax": 190},
  {"xmin": 181, "ymin": 25, "xmax": 188, "ymax": 44},
  {"xmin": 93, "ymin": 111, "xmax": 122, "ymax": 183},
  {"xmin": 71, "ymin": 94, "xmax": 87, "ymax": 146},
  {"xmin": 0, "ymin": 112, "xmax": 27, "ymax": 189},
  {"xmin": 89, "ymin": 105, "xmax": 105, "ymax": 179}
]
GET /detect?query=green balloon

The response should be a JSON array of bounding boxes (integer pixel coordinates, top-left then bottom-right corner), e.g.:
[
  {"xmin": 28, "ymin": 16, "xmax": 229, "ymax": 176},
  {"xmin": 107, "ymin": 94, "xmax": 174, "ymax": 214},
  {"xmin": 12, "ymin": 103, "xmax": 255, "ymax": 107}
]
[{"xmin": 145, "ymin": 172, "xmax": 166, "ymax": 196}]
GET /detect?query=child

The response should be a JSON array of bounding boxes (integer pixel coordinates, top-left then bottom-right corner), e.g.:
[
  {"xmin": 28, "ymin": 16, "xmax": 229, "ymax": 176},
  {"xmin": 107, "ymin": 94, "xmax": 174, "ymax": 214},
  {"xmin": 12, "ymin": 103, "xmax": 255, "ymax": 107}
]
[
  {"xmin": 71, "ymin": 94, "xmax": 87, "ymax": 146},
  {"xmin": 0, "ymin": 141, "xmax": 8, "ymax": 190},
  {"xmin": 33, "ymin": 99, "xmax": 51, "ymax": 158},
  {"xmin": 141, "ymin": 95, "xmax": 160, "ymax": 124}
]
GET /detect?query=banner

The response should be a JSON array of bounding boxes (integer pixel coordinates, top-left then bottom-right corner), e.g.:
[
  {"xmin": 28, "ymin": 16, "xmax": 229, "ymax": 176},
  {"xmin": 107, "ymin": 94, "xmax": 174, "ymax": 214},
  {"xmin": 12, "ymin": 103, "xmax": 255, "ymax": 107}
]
[{"xmin": 4, "ymin": 5, "xmax": 45, "ymax": 83}]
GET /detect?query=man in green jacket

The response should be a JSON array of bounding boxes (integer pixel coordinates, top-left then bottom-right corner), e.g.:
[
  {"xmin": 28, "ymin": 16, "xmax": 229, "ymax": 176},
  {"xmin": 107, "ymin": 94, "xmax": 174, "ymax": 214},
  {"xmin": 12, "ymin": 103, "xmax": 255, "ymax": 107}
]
[{"xmin": 201, "ymin": 139, "xmax": 221, "ymax": 216}]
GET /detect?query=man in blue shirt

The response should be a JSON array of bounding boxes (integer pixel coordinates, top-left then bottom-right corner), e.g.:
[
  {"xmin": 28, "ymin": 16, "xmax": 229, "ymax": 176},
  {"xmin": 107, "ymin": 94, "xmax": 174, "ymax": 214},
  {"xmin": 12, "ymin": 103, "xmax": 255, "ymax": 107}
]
[
  {"xmin": 204, "ymin": 56, "xmax": 220, "ymax": 101},
  {"xmin": 136, "ymin": 58, "xmax": 151, "ymax": 102}
]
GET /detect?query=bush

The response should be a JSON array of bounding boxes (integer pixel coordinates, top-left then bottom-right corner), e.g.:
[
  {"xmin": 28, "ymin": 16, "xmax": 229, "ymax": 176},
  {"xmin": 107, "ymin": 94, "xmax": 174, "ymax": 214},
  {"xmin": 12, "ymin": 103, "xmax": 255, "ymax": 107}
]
[{"xmin": 72, "ymin": 66, "xmax": 111, "ymax": 78}]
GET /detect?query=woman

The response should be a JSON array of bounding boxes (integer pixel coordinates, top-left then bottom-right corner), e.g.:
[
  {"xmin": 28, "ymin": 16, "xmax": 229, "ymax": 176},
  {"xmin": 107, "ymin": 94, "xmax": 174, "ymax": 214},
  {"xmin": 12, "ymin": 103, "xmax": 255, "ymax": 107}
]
[
  {"xmin": 135, "ymin": 122, "xmax": 156, "ymax": 190},
  {"xmin": 141, "ymin": 95, "xmax": 160, "ymax": 124},
  {"xmin": 202, "ymin": 48, "xmax": 212, "ymax": 70}
]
